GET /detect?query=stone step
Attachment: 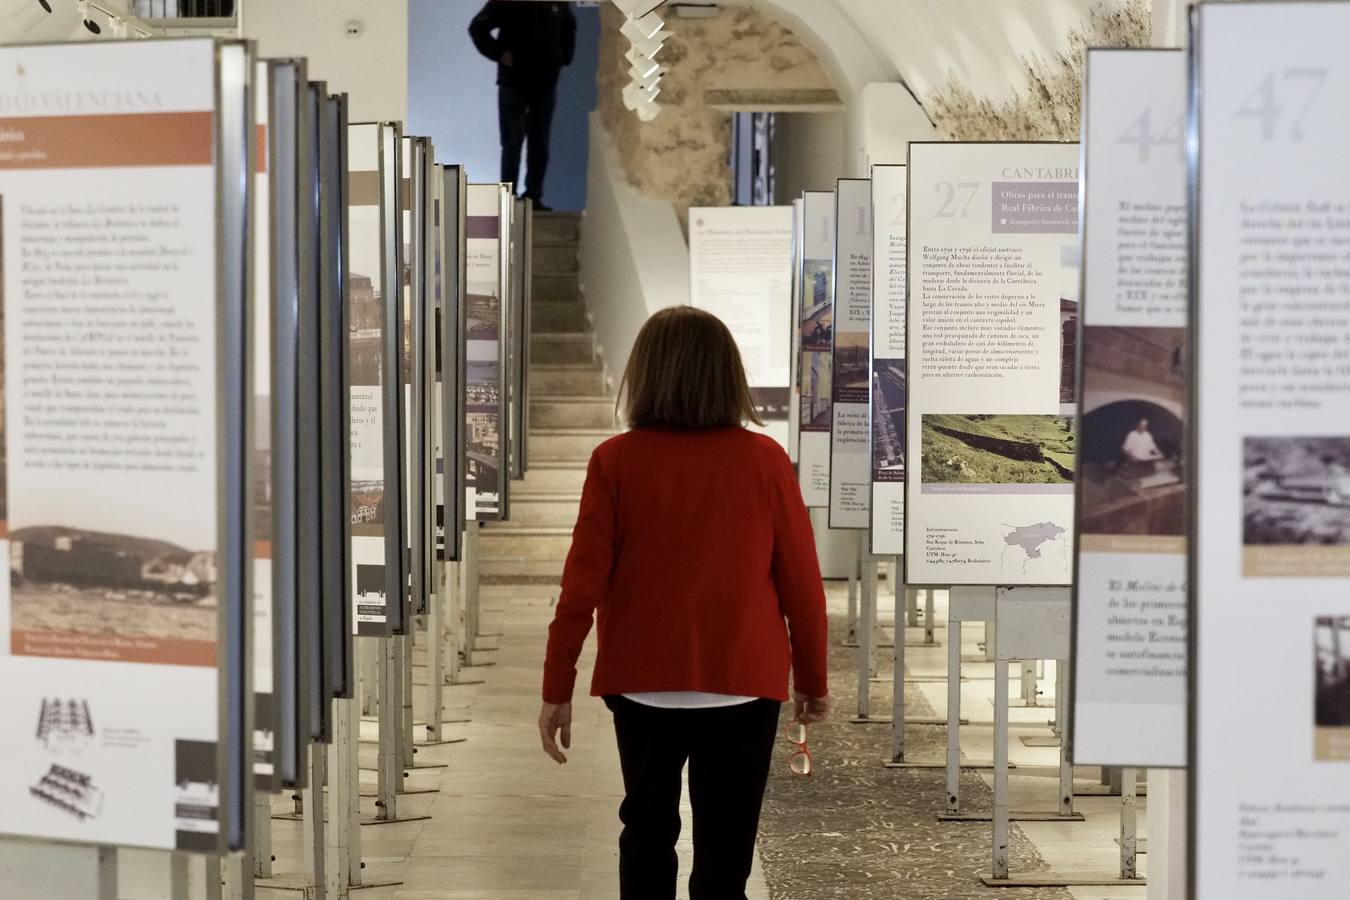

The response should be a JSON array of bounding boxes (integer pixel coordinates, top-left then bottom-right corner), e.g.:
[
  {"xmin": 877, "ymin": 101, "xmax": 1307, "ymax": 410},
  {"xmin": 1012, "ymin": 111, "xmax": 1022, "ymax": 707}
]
[
  {"xmin": 530, "ymin": 396, "xmax": 616, "ymax": 429},
  {"xmin": 531, "ymin": 333, "xmax": 596, "ymax": 365},
  {"xmin": 532, "ymin": 243, "xmax": 578, "ymax": 276},
  {"xmin": 530, "ymin": 301, "xmax": 590, "ymax": 334},
  {"xmin": 518, "ymin": 464, "xmax": 588, "ymax": 493},
  {"xmin": 480, "ymin": 557, "xmax": 564, "ymax": 580},
  {"xmin": 507, "ymin": 493, "xmax": 582, "ymax": 527},
  {"xmin": 530, "ymin": 273, "xmax": 581, "ymax": 305},
  {"xmin": 480, "ymin": 525, "xmax": 573, "ymax": 562},
  {"xmin": 531, "ymin": 429, "xmax": 615, "ymax": 460},
  {"xmin": 531, "ymin": 364, "xmax": 607, "ymax": 397},
  {"xmin": 532, "ymin": 211, "xmax": 581, "ymax": 244}
]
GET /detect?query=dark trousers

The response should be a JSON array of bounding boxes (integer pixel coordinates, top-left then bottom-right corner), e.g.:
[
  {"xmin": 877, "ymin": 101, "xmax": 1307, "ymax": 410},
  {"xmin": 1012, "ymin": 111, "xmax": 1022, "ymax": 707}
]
[
  {"xmin": 498, "ymin": 81, "xmax": 557, "ymax": 200},
  {"xmin": 604, "ymin": 695, "xmax": 781, "ymax": 900}
]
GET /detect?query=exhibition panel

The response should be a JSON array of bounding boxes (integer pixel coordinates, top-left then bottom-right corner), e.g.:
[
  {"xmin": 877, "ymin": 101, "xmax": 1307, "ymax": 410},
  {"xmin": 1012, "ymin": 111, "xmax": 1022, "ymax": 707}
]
[
  {"xmin": 439, "ymin": 166, "xmax": 469, "ymax": 562},
  {"xmin": 251, "ymin": 58, "xmax": 278, "ymax": 792},
  {"xmin": 1191, "ymin": 2, "xmax": 1350, "ymax": 896},
  {"xmin": 870, "ymin": 165, "xmax": 908, "ymax": 556},
  {"xmin": 688, "ymin": 205, "xmax": 795, "ymax": 449},
  {"xmin": 347, "ymin": 122, "xmax": 405, "ymax": 637},
  {"xmin": 508, "ymin": 197, "xmax": 532, "ymax": 480},
  {"xmin": 905, "ymin": 142, "xmax": 1080, "ymax": 587},
  {"xmin": 267, "ymin": 58, "xmax": 306, "ymax": 790},
  {"xmin": 464, "ymin": 183, "xmax": 510, "ymax": 522},
  {"xmin": 829, "ymin": 179, "xmax": 873, "ymax": 529},
  {"xmin": 1071, "ymin": 48, "xmax": 1188, "ymax": 769},
  {"xmin": 319, "ymin": 92, "xmax": 354, "ymax": 700},
  {"xmin": 297, "ymin": 80, "xmax": 328, "ymax": 743},
  {"xmin": 788, "ymin": 198, "xmax": 804, "ymax": 464},
  {"xmin": 0, "ymin": 37, "xmax": 252, "ymax": 853},
  {"xmin": 401, "ymin": 135, "xmax": 430, "ymax": 618},
  {"xmin": 797, "ymin": 190, "xmax": 836, "ymax": 506}
]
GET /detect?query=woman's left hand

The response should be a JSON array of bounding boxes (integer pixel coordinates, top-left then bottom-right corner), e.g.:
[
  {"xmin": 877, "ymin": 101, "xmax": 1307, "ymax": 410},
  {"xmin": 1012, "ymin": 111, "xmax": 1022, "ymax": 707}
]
[{"xmin": 538, "ymin": 702, "xmax": 572, "ymax": 765}]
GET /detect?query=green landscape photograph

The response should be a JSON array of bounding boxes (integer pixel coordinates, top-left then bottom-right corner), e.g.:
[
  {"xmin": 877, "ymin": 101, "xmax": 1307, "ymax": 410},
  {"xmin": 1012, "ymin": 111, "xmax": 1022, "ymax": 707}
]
[{"xmin": 921, "ymin": 414, "xmax": 1076, "ymax": 484}]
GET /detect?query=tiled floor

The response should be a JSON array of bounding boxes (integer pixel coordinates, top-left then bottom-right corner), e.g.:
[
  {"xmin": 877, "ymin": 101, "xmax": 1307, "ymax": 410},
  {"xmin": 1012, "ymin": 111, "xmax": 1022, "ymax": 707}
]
[
  {"xmin": 259, "ymin": 581, "xmax": 768, "ymax": 899},
  {"xmin": 248, "ymin": 579, "xmax": 1153, "ymax": 900}
]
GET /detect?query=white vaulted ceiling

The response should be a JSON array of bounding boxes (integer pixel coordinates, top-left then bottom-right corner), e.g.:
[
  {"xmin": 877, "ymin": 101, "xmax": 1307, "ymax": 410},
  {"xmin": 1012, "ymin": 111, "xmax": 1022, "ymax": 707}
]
[{"xmin": 754, "ymin": 0, "xmax": 1118, "ymax": 106}]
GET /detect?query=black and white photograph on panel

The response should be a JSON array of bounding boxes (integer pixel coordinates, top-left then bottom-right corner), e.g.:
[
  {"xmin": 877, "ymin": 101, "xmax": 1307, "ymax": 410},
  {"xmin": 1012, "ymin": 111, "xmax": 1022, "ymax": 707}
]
[
  {"xmin": 800, "ymin": 260, "xmax": 832, "ymax": 351},
  {"xmin": 1315, "ymin": 616, "xmax": 1350, "ymax": 761},
  {"xmin": 1078, "ymin": 326, "xmax": 1186, "ymax": 536},
  {"xmin": 1243, "ymin": 437, "xmax": 1350, "ymax": 545},
  {"xmin": 871, "ymin": 358, "xmax": 905, "ymax": 482},
  {"xmin": 832, "ymin": 331, "xmax": 868, "ymax": 404},
  {"xmin": 349, "ymin": 272, "xmax": 384, "ymax": 386}
]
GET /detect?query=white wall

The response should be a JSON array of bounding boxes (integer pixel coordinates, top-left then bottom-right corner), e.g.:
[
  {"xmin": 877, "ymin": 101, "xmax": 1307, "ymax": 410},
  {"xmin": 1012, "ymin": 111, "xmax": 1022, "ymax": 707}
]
[
  {"xmin": 579, "ymin": 112, "xmax": 689, "ymax": 391},
  {"xmin": 239, "ymin": 0, "xmax": 408, "ymax": 122}
]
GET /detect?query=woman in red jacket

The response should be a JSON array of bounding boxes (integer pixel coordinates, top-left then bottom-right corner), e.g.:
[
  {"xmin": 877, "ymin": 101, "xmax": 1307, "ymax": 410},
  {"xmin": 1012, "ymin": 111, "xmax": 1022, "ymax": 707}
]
[{"xmin": 539, "ymin": 306, "xmax": 830, "ymax": 899}]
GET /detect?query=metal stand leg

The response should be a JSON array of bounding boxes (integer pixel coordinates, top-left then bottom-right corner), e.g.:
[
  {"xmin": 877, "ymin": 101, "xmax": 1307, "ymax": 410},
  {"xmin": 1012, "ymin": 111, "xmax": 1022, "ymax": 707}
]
[
  {"xmin": 377, "ymin": 637, "xmax": 399, "ymax": 822},
  {"xmin": 171, "ymin": 852, "xmax": 190, "ymax": 897},
  {"xmin": 991, "ymin": 656, "xmax": 1010, "ymax": 880},
  {"xmin": 327, "ymin": 697, "xmax": 361, "ymax": 897},
  {"xmin": 844, "ymin": 535, "xmax": 859, "ymax": 646},
  {"xmin": 303, "ymin": 744, "xmax": 327, "ymax": 900},
  {"xmin": 945, "ymin": 617, "xmax": 962, "ymax": 810},
  {"xmin": 399, "ymin": 635, "xmax": 414, "ymax": 784},
  {"xmin": 890, "ymin": 570, "xmax": 906, "ymax": 762},
  {"xmin": 426, "ymin": 577, "xmax": 445, "ymax": 740},
  {"xmin": 855, "ymin": 556, "xmax": 875, "ymax": 720},
  {"xmin": 253, "ymin": 791, "xmax": 273, "ymax": 879},
  {"xmin": 1120, "ymin": 767, "xmax": 1139, "ymax": 880},
  {"xmin": 96, "ymin": 847, "xmax": 117, "ymax": 900},
  {"xmin": 1020, "ymin": 660, "xmax": 1038, "ymax": 706},
  {"xmin": 1057, "ymin": 664, "xmax": 1074, "ymax": 818},
  {"xmin": 924, "ymin": 588, "xmax": 937, "ymax": 645}
]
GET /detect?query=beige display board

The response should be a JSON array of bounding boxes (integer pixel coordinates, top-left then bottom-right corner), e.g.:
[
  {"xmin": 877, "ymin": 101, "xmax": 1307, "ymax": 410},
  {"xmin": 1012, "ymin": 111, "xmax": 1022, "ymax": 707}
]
[
  {"xmin": 904, "ymin": 142, "xmax": 1080, "ymax": 587},
  {"xmin": 0, "ymin": 38, "xmax": 252, "ymax": 853},
  {"xmin": 796, "ymin": 191, "xmax": 835, "ymax": 506},
  {"xmin": 870, "ymin": 165, "xmax": 907, "ymax": 555},
  {"xmin": 347, "ymin": 121, "xmax": 406, "ymax": 637},
  {"xmin": 829, "ymin": 180, "xmax": 873, "ymax": 529},
  {"xmin": 1191, "ymin": 2, "xmax": 1350, "ymax": 895},
  {"xmin": 465, "ymin": 184, "xmax": 510, "ymax": 522},
  {"xmin": 688, "ymin": 205, "xmax": 795, "ymax": 449},
  {"xmin": 1070, "ymin": 48, "xmax": 1188, "ymax": 769}
]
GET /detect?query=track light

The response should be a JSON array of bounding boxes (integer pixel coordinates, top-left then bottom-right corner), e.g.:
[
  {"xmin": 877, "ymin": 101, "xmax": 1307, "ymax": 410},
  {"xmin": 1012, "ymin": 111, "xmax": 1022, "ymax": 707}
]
[
  {"xmin": 613, "ymin": 0, "xmax": 666, "ymax": 17},
  {"xmin": 37, "ymin": 0, "xmax": 53, "ymax": 13},
  {"xmin": 625, "ymin": 46, "xmax": 660, "ymax": 78},
  {"xmin": 621, "ymin": 11, "xmax": 664, "ymax": 41},
  {"xmin": 77, "ymin": 0, "xmax": 100, "ymax": 34}
]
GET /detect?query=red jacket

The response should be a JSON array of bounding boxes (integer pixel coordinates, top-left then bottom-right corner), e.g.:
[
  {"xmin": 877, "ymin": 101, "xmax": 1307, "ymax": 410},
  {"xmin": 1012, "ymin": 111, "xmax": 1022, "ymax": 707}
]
[{"xmin": 542, "ymin": 427, "xmax": 829, "ymax": 705}]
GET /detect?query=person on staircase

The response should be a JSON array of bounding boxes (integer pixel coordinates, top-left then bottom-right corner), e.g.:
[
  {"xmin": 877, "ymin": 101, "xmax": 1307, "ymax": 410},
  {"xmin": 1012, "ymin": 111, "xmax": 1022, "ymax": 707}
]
[
  {"xmin": 468, "ymin": 0, "xmax": 576, "ymax": 211},
  {"xmin": 538, "ymin": 306, "xmax": 831, "ymax": 900}
]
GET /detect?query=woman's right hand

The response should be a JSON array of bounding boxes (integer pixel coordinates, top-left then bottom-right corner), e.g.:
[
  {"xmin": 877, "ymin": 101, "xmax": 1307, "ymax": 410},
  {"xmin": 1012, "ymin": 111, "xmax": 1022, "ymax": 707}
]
[{"xmin": 794, "ymin": 692, "xmax": 830, "ymax": 724}]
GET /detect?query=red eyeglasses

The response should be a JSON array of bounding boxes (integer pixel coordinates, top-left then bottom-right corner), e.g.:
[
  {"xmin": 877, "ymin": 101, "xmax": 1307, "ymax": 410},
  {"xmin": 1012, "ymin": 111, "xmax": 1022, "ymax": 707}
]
[{"xmin": 784, "ymin": 719, "xmax": 812, "ymax": 776}]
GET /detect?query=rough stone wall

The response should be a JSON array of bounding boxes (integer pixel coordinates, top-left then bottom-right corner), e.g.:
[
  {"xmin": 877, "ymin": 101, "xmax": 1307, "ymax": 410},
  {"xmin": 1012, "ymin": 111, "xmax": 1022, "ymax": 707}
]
[
  {"xmin": 596, "ymin": 3, "xmax": 833, "ymax": 226},
  {"xmin": 928, "ymin": 0, "xmax": 1152, "ymax": 141}
]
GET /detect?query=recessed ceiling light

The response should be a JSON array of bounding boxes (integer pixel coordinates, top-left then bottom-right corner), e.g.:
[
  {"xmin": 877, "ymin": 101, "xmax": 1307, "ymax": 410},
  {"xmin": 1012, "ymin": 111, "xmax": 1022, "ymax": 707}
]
[{"xmin": 84, "ymin": 19, "xmax": 101, "ymax": 34}]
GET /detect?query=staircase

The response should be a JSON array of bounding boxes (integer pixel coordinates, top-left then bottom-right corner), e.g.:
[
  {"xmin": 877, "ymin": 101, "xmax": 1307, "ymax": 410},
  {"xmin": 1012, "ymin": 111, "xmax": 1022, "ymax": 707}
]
[{"xmin": 482, "ymin": 211, "xmax": 615, "ymax": 581}]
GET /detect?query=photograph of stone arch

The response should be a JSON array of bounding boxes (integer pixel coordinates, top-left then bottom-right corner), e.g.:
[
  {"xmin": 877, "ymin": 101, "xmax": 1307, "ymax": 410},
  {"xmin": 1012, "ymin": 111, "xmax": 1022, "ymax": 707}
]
[{"xmin": 1078, "ymin": 326, "xmax": 1186, "ymax": 536}]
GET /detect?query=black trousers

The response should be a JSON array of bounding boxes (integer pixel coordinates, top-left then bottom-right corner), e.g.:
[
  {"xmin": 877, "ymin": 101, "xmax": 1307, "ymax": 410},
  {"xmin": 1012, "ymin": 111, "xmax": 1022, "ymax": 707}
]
[
  {"xmin": 604, "ymin": 695, "xmax": 781, "ymax": 900},
  {"xmin": 498, "ymin": 81, "xmax": 557, "ymax": 200}
]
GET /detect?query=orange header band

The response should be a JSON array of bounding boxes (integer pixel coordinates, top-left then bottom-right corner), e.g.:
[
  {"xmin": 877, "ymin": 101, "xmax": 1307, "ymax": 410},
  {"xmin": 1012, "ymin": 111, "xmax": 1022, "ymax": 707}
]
[{"xmin": 0, "ymin": 111, "xmax": 213, "ymax": 170}]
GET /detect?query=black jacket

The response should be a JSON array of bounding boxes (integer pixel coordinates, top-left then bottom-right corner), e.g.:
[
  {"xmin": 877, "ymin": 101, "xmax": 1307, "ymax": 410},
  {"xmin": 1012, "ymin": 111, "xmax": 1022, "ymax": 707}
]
[{"xmin": 469, "ymin": 1, "xmax": 577, "ymax": 88}]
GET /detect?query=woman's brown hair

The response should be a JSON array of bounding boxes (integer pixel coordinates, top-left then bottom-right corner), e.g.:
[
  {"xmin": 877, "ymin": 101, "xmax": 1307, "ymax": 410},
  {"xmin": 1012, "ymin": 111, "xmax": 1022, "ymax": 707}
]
[{"xmin": 618, "ymin": 306, "xmax": 764, "ymax": 430}]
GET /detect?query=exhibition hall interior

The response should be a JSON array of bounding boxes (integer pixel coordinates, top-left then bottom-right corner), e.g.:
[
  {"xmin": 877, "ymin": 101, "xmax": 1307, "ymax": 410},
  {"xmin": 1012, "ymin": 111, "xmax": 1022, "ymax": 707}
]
[{"xmin": 0, "ymin": 0, "xmax": 1347, "ymax": 898}]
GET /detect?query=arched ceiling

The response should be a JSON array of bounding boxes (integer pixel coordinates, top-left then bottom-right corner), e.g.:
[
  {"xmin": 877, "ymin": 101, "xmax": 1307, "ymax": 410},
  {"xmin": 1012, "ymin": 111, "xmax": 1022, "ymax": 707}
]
[{"xmin": 755, "ymin": 0, "xmax": 1120, "ymax": 105}]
